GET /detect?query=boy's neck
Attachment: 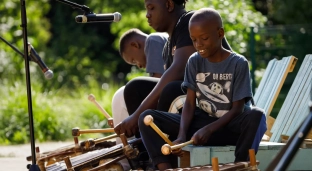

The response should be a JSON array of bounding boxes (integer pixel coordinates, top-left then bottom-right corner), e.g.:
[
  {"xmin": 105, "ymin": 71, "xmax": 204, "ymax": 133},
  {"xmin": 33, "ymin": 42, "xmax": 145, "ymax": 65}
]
[
  {"xmin": 167, "ymin": 9, "xmax": 187, "ymax": 37},
  {"xmin": 208, "ymin": 48, "xmax": 232, "ymax": 63}
]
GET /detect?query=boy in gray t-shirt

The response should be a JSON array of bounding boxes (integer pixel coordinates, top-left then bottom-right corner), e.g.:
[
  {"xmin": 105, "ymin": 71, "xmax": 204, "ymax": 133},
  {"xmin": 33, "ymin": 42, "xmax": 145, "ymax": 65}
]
[
  {"xmin": 119, "ymin": 28, "xmax": 168, "ymax": 77},
  {"xmin": 138, "ymin": 8, "xmax": 266, "ymax": 170}
]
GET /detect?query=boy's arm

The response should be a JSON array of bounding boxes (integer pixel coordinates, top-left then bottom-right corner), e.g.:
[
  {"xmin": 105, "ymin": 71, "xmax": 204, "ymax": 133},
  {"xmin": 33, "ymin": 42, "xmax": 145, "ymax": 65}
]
[
  {"xmin": 114, "ymin": 46, "xmax": 196, "ymax": 137},
  {"xmin": 192, "ymin": 99, "xmax": 245, "ymax": 145},
  {"xmin": 175, "ymin": 88, "xmax": 197, "ymax": 143}
]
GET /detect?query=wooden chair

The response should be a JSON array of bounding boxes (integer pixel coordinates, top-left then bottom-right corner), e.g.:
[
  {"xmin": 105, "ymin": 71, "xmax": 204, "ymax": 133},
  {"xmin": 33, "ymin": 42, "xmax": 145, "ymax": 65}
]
[
  {"xmin": 253, "ymin": 56, "xmax": 297, "ymax": 139},
  {"xmin": 270, "ymin": 54, "xmax": 312, "ymax": 142}
]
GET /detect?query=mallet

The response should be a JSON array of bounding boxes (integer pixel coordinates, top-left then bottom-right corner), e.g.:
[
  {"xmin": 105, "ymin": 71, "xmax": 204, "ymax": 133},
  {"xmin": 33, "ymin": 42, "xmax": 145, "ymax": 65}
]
[
  {"xmin": 120, "ymin": 133, "xmax": 139, "ymax": 159},
  {"xmin": 161, "ymin": 140, "xmax": 194, "ymax": 155},
  {"xmin": 88, "ymin": 94, "xmax": 114, "ymax": 127},
  {"xmin": 79, "ymin": 134, "xmax": 119, "ymax": 150},
  {"xmin": 72, "ymin": 127, "xmax": 115, "ymax": 137},
  {"xmin": 144, "ymin": 115, "xmax": 173, "ymax": 146}
]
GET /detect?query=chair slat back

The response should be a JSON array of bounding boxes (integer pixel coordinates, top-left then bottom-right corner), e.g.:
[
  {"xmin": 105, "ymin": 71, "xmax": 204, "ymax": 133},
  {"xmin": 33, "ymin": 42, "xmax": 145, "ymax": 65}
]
[{"xmin": 270, "ymin": 54, "xmax": 312, "ymax": 142}]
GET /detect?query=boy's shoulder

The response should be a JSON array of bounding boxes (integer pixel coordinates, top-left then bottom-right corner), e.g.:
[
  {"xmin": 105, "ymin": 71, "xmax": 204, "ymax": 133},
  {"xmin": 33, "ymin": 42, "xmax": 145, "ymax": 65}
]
[
  {"xmin": 179, "ymin": 11, "xmax": 195, "ymax": 25},
  {"xmin": 186, "ymin": 10, "xmax": 195, "ymax": 17},
  {"xmin": 148, "ymin": 32, "xmax": 169, "ymax": 39},
  {"xmin": 230, "ymin": 52, "xmax": 248, "ymax": 62},
  {"xmin": 188, "ymin": 52, "xmax": 248, "ymax": 65}
]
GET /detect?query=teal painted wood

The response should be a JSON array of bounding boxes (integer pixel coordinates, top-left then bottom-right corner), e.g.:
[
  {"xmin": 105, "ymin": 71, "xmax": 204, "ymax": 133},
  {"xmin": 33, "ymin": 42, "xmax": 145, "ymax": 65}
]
[
  {"xmin": 253, "ymin": 56, "xmax": 297, "ymax": 117},
  {"xmin": 182, "ymin": 146, "xmax": 211, "ymax": 166},
  {"xmin": 270, "ymin": 54, "xmax": 312, "ymax": 142},
  {"xmin": 180, "ymin": 142, "xmax": 312, "ymax": 170}
]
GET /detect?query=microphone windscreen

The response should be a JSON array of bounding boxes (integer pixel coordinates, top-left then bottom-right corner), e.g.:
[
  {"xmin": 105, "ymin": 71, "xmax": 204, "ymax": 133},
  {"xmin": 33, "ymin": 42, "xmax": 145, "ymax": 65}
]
[{"xmin": 113, "ymin": 12, "xmax": 122, "ymax": 22}]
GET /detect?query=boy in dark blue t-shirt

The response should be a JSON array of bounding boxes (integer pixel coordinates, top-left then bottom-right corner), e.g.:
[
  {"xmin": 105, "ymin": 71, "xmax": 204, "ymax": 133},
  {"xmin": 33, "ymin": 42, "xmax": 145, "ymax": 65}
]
[{"xmin": 138, "ymin": 8, "xmax": 267, "ymax": 170}]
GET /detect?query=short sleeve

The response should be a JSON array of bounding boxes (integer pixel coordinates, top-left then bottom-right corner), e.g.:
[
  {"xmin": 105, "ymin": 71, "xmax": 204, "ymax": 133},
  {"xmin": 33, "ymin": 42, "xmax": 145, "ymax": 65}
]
[
  {"xmin": 145, "ymin": 36, "xmax": 166, "ymax": 74},
  {"xmin": 232, "ymin": 59, "xmax": 253, "ymax": 102},
  {"xmin": 181, "ymin": 53, "xmax": 198, "ymax": 93},
  {"xmin": 174, "ymin": 12, "xmax": 194, "ymax": 49}
]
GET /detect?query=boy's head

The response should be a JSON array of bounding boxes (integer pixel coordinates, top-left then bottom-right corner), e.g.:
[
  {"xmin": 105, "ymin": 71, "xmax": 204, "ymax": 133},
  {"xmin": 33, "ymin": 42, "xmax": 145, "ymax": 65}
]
[
  {"xmin": 189, "ymin": 8, "xmax": 225, "ymax": 58},
  {"xmin": 119, "ymin": 28, "xmax": 148, "ymax": 69},
  {"xmin": 144, "ymin": 0, "xmax": 188, "ymax": 32}
]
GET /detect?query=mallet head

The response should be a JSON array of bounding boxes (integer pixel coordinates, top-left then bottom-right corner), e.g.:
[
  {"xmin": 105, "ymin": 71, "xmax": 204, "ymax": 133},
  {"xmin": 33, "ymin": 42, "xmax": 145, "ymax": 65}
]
[
  {"xmin": 88, "ymin": 94, "xmax": 95, "ymax": 102},
  {"xmin": 72, "ymin": 127, "xmax": 80, "ymax": 136},
  {"xmin": 143, "ymin": 115, "xmax": 154, "ymax": 126},
  {"xmin": 161, "ymin": 144, "xmax": 171, "ymax": 155}
]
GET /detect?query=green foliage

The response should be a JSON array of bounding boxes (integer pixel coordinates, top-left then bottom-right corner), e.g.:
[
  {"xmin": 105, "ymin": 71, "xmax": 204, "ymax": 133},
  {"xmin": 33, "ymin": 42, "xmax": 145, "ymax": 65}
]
[
  {"xmin": 0, "ymin": 80, "xmax": 120, "ymax": 144},
  {"xmin": 0, "ymin": 0, "xmax": 51, "ymax": 84},
  {"xmin": 186, "ymin": 0, "xmax": 267, "ymax": 55},
  {"xmin": 126, "ymin": 66, "xmax": 148, "ymax": 81},
  {"xmin": 269, "ymin": 0, "xmax": 312, "ymax": 25}
]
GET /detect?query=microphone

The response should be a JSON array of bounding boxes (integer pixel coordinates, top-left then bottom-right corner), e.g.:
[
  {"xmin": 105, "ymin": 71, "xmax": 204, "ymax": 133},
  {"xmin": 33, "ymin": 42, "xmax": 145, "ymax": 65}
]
[
  {"xmin": 75, "ymin": 12, "xmax": 122, "ymax": 23},
  {"xmin": 27, "ymin": 43, "xmax": 54, "ymax": 79}
]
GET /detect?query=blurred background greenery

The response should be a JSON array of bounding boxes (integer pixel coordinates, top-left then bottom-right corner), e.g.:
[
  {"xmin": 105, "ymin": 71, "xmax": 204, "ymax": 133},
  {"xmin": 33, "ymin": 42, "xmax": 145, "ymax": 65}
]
[{"xmin": 0, "ymin": 0, "xmax": 311, "ymax": 144}]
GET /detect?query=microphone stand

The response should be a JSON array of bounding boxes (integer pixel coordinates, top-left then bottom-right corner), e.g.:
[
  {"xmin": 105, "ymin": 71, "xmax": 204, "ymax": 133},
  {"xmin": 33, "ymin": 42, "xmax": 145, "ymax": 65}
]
[
  {"xmin": 20, "ymin": 0, "xmax": 40, "ymax": 170},
  {"xmin": 56, "ymin": 0, "xmax": 93, "ymax": 14},
  {"xmin": 0, "ymin": 37, "xmax": 24, "ymax": 57}
]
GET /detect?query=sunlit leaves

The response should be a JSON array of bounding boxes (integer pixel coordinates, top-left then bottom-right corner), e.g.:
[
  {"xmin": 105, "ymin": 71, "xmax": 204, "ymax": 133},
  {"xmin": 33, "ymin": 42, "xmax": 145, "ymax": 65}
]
[{"xmin": 186, "ymin": 0, "xmax": 267, "ymax": 54}]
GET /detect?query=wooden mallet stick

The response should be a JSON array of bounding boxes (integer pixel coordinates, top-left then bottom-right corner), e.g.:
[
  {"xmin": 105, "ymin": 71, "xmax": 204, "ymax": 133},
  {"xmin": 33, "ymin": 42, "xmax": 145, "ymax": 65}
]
[
  {"xmin": 88, "ymin": 94, "xmax": 114, "ymax": 127},
  {"xmin": 144, "ymin": 115, "xmax": 173, "ymax": 146},
  {"xmin": 93, "ymin": 133, "xmax": 119, "ymax": 144},
  {"xmin": 72, "ymin": 127, "xmax": 115, "ymax": 137},
  {"xmin": 80, "ymin": 134, "xmax": 118, "ymax": 150},
  {"xmin": 161, "ymin": 140, "xmax": 194, "ymax": 155}
]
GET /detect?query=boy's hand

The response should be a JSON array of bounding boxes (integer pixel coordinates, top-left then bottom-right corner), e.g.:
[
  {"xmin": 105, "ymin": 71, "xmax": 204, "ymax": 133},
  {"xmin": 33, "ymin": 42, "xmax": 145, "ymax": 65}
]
[
  {"xmin": 114, "ymin": 114, "xmax": 138, "ymax": 137},
  {"xmin": 192, "ymin": 126, "xmax": 212, "ymax": 145},
  {"xmin": 171, "ymin": 138, "xmax": 186, "ymax": 157}
]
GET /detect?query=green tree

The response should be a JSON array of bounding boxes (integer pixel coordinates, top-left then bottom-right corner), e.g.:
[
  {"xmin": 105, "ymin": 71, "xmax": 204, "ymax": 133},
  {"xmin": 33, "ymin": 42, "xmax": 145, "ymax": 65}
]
[
  {"xmin": 110, "ymin": 0, "xmax": 267, "ymax": 58},
  {"xmin": 0, "ymin": 0, "xmax": 51, "ymax": 83}
]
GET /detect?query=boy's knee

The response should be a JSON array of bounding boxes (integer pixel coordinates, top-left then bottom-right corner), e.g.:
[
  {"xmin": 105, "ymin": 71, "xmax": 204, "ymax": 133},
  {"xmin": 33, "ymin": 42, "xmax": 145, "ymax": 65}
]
[
  {"xmin": 250, "ymin": 107, "xmax": 267, "ymax": 128},
  {"xmin": 251, "ymin": 107, "xmax": 265, "ymax": 118},
  {"xmin": 138, "ymin": 109, "xmax": 155, "ymax": 128},
  {"xmin": 124, "ymin": 79, "xmax": 140, "ymax": 93}
]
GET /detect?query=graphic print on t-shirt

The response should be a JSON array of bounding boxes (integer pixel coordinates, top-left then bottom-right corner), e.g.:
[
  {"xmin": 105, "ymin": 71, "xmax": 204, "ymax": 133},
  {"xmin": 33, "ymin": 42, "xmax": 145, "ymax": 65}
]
[{"xmin": 196, "ymin": 72, "xmax": 232, "ymax": 118}]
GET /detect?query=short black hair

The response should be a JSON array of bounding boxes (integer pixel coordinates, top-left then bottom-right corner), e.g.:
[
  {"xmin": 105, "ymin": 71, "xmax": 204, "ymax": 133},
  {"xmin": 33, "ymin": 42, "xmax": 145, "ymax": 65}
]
[
  {"xmin": 190, "ymin": 8, "xmax": 223, "ymax": 28},
  {"xmin": 172, "ymin": 0, "xmax": 188, "ymax": 6},
  {"xmin": 119, "ymin": 28, "xmax": 143, "ymax": 57}
]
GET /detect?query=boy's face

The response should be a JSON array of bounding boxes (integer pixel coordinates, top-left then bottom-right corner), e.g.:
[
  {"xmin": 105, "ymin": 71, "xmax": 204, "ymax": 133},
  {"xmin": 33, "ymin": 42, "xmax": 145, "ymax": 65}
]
[
  {"xmin": 144, "ymin": 0, "xmax": 169, "ymax": 32},
  {"xmin": 122, "ymin": 44, "xmax": 146, "ymax": 69},
  {"xmin": 189, "ymin": 19, "xmax": 223, "ymax": 58}
]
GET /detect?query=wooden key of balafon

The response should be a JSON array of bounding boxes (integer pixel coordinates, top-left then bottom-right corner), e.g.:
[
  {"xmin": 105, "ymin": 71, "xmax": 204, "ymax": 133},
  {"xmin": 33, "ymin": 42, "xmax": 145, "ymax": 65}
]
[{"xmin": 212, "ymin": 157, "xmax": 219, "ymax": 171}]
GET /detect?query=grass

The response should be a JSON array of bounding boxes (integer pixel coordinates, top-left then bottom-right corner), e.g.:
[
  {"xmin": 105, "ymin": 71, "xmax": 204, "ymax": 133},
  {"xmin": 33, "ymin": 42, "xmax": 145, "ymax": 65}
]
[{"xmin": 0, "ymin": 79, "xmax": 121, "ymax": 145}]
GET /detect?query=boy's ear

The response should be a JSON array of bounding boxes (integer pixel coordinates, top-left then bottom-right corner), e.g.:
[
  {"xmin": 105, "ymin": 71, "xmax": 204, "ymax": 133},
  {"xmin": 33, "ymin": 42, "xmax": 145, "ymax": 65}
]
[
  {"xmin": 166, "ymin": 0, "xmax": 174, "ymax": 12},
  {"xmin": 130, "ymin": 41, "xmax": 140, "ymax": 49},
  {"xmin": 218, "ymin": 28, "xmax": 225, "ymax": 39}
]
